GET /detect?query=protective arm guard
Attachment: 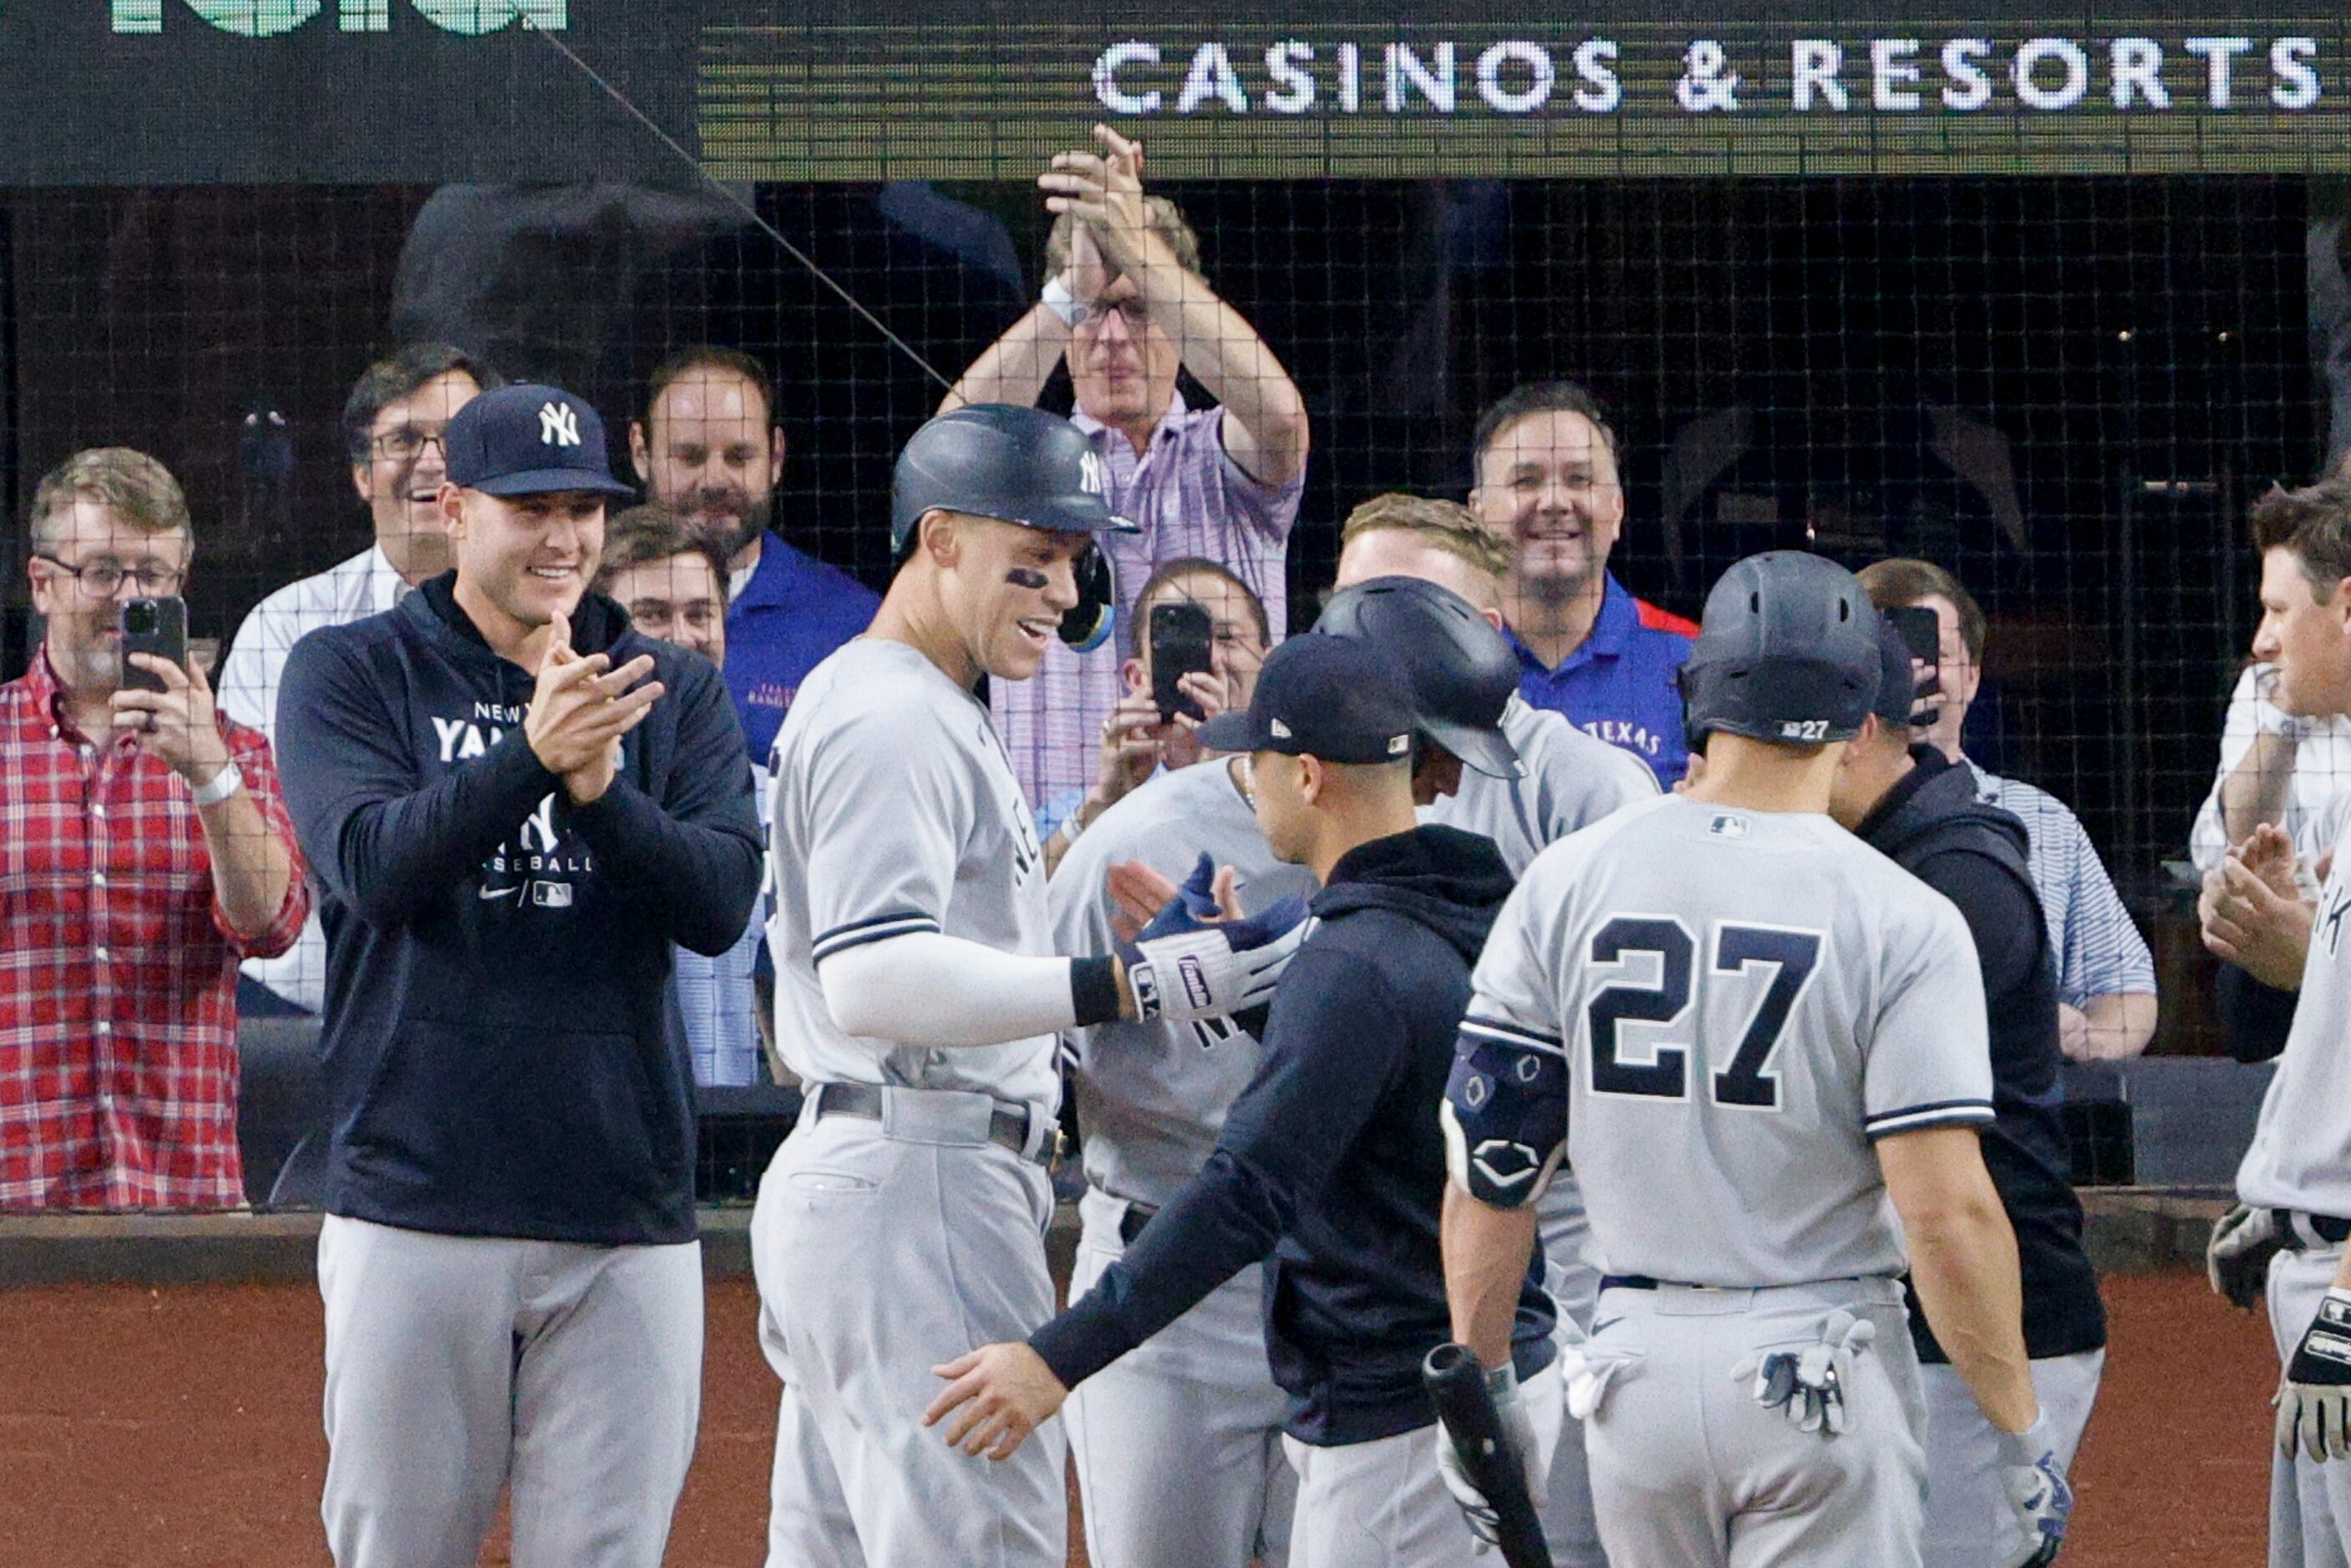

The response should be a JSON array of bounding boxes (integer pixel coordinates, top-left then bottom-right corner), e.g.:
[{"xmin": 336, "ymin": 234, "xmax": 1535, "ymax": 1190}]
[{"xmin": 1441, "ymin": 1019, "xmax": 1570, "ymax": 1211}]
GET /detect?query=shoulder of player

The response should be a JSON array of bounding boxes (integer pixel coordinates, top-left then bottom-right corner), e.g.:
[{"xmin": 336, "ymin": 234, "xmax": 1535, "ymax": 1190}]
[
  {"xmin": 1518, "ymin": 790, "xmax": 1675, "ymax": 879},
  {"xmin": 1513, "ymin": 706, "xmax": 1660, "ymax": 800},
  {"xmin": 781, "ymin": 642, "xmax": 972, "ymax": 746}
]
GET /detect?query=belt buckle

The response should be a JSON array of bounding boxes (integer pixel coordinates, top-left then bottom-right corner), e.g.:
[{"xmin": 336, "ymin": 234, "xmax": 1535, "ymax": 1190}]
[{"xmin": 1048, "ymin": 1126, "xmax": 1070, "ymax": 1173}]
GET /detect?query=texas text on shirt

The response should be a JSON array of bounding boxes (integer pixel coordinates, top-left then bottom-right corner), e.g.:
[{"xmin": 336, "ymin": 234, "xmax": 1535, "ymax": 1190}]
[
  {"xmin": 723, "ymin": 529, "xmax": 879, "ymax": 766},
  {"xmin": 992, "ymin": 395, "xmax": 1302, "ymax": 813},
  {"xmin": 216, "ymin": 540, "xmax": 411, "ymax": 1012},
  {"xmin": 1508, "ymin": 570, "xmax": 1696, "ymax": 787},
  {"xmin": 0, "ymin": 648, "xmax": 308, "ymax": 1208}
]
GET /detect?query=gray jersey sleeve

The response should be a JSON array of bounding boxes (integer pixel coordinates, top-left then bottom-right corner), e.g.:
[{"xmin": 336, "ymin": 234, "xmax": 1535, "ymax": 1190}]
[
  {"xmin": 1444, "ymin": 861, "xmax": 1575, "ymax": 1209},
  {"xmin": 802, "ymin": 703, "xmax": 975, "ymax": 964},
  {"xmin": 1861, "ymin": 893, "xmax": 1997, "ymax": 1140}
]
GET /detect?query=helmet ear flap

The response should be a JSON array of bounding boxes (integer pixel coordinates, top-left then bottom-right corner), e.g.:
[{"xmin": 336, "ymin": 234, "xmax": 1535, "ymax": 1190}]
[{"xmin": 1059, "ymin": 544, "xmax": 1117, "ymax": 652}]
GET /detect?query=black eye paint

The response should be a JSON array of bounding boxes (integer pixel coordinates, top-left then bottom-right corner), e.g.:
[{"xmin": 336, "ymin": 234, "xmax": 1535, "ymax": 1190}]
[{"xmin": 1006, "ymin": 567, "xmax": 1049, "ymax": 590}]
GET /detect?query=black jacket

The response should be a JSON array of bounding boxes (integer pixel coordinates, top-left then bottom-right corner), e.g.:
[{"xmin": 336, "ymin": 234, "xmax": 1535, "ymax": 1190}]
[
  {"xmin": 1031, "ymin": 825, "xmax": 1556, "ymax": 1445},
  {"xmin": 1857, "ymin": 749, "xmax": 2107, "ymax": 1359},
  {"xmin": 276, "ymin": 576, "xmax": 762, "ymax": 1246}
]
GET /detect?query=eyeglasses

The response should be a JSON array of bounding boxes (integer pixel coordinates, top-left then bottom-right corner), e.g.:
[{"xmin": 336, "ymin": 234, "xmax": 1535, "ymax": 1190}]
[
  {"xmin": 370, "ymin": 426, "xmax": 449, "ymax": 462},
  {"xmin": 34, "ymin": 554, "xmax": 185, "ymax": 595},
  {"xmin": 1083, "ymin": 298, "xmax": 1153, "ymax": 332}
]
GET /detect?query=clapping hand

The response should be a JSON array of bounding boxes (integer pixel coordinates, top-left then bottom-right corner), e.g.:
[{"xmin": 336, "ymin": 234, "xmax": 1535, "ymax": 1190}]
[{"xmin": 525, "ymin": 611, "xmax": 664, "ymax": 804}]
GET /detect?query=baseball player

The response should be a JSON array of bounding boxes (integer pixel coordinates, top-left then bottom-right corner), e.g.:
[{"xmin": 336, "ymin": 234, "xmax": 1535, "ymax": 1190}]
[
  {"xmin": 929, "ymin": 630, "xmax": 1566, "ymax": 1568},
  {"xmin": 1041, "ymin": 497, "xmax": 1649, "ymax": 1568},
  {"xmin": 1830, "ymin": 620, "xmax": 2107, "ymax": 1568},
  {"xmin": 274, "ymin": 384, "xmax": 765, "ymax": 1568},
  {"xmin": 1436, "ymin": 552, "xmax": 2072, "ymax": 1567},
  {"xmin": 1334, "ymin": 496, "xmax": 1653, "ymax": 1568},
  {"xmin": 2207, "ymin": 477, "xmax": 2351, "ymax": 1567},
  {"xmin": 754, "ymin": 402, "xmax": 1311, "ymax": 1568}
]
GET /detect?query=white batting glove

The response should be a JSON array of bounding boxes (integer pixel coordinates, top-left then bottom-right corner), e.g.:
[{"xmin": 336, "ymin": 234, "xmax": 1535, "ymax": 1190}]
[
  {"xmin": 1121, "ymin": 889, "xmax": 1314, "ymax": 1027},
  {"xmin": 2279, "ymin": 1288, "xmax": 2351, "ymax": 1463},
  {"xmin": 1734, "ymin": 1309, "xmax": 1876, "ymax": 1436},
  {"xmin": 1433, "ymin": 1362, "xmax": 1540, "ymax": 1549},
  {"xmin": 1995, "ymin": 1413, "xmax": 2073, "ymax": 1565}
]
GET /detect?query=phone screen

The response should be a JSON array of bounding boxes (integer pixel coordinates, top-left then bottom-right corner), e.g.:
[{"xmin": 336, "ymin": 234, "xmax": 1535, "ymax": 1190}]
[
  {"xmin": 1885, "ymin": 603, "xmax": 1942, "ymax": 722},
  {"xmin": 1148, "ymin": 601, "xmax": 1216, "ymax": 722}
]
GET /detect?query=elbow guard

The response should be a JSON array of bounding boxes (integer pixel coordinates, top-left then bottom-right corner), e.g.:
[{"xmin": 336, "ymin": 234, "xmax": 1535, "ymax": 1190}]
[{"xmin": 1441, "ymin": 1020, "xmax": 1569, "ymax": 1210}]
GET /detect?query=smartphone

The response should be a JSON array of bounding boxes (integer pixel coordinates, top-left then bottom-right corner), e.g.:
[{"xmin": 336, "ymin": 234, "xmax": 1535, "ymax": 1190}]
[
  {"xmin": 119, "ymin": 596, "xmax": 189, "ymax": 694},
  {"xmin": 1886, "ymin": 604, "xmax": 1941, "ymax": 699},
  {"xmin": 1148, "ymin": 601, "xmax": 1216, "ymax": 722}
]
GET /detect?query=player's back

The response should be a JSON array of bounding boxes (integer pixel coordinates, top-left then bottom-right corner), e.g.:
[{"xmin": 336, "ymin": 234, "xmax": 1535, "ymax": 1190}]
[{"xmin": 1484, "ymin": 793, "xmax": 1991, "ymax": 1288}]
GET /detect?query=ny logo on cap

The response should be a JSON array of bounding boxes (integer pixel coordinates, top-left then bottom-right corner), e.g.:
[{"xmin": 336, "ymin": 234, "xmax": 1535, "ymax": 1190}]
[
  {"xmin": 1078, "ymin": 449, "xmax": 1106, "ymax": 497},
  {"xmin": 539, "ymin": 402, "xmax": 581, "ymax": 448}
]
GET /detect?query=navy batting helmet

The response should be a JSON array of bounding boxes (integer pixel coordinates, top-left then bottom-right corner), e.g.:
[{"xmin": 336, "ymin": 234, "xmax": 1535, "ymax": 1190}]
[
  {"xmin": 1680, "ymin": 551, "xmax": 1879, "ymax": 747},
  {"xmin": 1316, "ymin": 576, "xmax": 1524, "ymax": 779},
  {"xmin": 889, "ymin": 403, "xmax": 1137, "ymax": 650}
]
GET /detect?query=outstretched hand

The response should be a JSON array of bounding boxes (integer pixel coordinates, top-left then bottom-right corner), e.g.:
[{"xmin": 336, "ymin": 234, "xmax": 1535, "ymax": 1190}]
[{"xmin": 923, "ymin": 1342, "xmax": 1068, "ymax": 1462}]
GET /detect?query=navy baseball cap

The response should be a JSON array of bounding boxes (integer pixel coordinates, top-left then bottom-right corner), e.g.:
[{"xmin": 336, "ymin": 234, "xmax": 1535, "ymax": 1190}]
[
  {"xmin": 444, "ymin": 382, "xmax": 636, "ymax": 498},
  {"xmin": 1198, "ymin": 633, "xmax": 1416, "ymax": 765}
]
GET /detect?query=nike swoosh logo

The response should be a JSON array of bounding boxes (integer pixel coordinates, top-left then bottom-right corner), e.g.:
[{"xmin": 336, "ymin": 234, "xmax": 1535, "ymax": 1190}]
[{"xmin": 478, "ymin": 884, "xmax": 524, "ymax": 901}]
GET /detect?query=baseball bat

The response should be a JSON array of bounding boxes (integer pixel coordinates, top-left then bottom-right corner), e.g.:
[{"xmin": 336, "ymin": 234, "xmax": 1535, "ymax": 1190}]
[{"xmin": 1423, "ymin": 1342, "xmax": 1552, "ymax": 1568}]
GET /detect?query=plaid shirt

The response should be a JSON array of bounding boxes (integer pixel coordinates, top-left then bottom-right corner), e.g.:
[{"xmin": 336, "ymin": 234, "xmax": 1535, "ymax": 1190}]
[
  {"xmin": 991, "ymin": 397, "xmax": 1303, "ymax": 813},
  {"xmin": 0, "ymin": 649, "xmax": 307, "ymax": 1209}
]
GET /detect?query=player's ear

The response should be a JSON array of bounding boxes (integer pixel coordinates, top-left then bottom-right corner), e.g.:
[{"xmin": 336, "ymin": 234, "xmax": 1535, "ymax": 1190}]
[
  {"xmin": 918, "ymin": 508, "xmax": 960, "ymax": 566},
  {"xmin": 438, "ymin": 483, "xmax": 468, "ymax": 539},
  {"xmin": 1478, "ymin": 604, "xmax": 1506, "ymax": 635}
]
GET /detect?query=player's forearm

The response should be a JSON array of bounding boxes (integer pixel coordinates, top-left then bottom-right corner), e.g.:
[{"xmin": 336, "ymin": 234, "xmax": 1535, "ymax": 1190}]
[
  {"xmin": 570, "ymin": 779, "xmax": 762, "ymax": 955},
  {"xmin": 818, "ymin": 929, "xmax": 1117, "ymax": 1046},
  {"xmin": 1442, "ymin": 1181, "xmax": 1539, "ymax": 1371},
  {"xmin": 2221, "ymin": 730, "xmax": 2300, "ymax": 846},
  {"xmin": 1135, "ymin": 248, "xmax": 1309, "ymax": 488},
  {"xmin": 939, "ymin": 306, "xmax": 1071, "ymax": 415},
  {"xmin": 1904, "ymin": 1188, "xmax": 2038, "ymax": 1432}
]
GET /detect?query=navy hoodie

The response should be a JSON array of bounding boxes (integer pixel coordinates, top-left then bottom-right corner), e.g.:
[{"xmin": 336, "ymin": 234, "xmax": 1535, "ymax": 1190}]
[
  {"xmin": 1030, "ymin": 824, "xmax": 1557, "ymax": 1445},
  {"xmin": 1857, "ymin": 748, "xmax": 2107, "ymax": 1361},
  {"xmin": 276, "ymin": 574, "xmax": 762, "ymax": 1246}
]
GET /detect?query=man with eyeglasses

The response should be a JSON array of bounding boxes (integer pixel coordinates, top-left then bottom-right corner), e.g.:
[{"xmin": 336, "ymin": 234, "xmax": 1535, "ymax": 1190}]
[
  {"xmin": 943, "ymin": 123, "xmax": 1310, "ymax": 821},
  {"xmin": 219, "ymin": 343, "xmax": 496, "ymax": 1012},
  {"xmin": 1, "ymin": 447, "xmax": 307, "ymax": 1210}
]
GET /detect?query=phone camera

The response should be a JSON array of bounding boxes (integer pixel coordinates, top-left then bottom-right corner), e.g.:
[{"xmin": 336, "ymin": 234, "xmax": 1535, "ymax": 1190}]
[{"xmin": 123, "ymin": 603, "xmax": 159, "ymax": 635}]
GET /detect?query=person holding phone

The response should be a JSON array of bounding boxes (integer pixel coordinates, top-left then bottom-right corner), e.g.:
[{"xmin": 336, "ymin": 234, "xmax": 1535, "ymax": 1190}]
[
  {"xmin": 1, "ymin": 447, "xmax": 307, "ymax": 1209},
  {"xmin": 1043, "ymin": 557, "xmax": 1269, "ymax": 875}
]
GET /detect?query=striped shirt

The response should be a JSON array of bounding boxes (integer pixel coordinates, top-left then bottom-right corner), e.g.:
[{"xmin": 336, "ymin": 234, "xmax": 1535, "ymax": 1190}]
[
  {"xmin": 991, "ymin": 396, "xmax": 1302, "ymax": 813},
  {"xmin": 673, "ymin": 759, "xmax": 770, "ymax": 1087},
  {"xmin": 1969, "ymin": 761, "xmax": 2157, "ymax": 1008}
]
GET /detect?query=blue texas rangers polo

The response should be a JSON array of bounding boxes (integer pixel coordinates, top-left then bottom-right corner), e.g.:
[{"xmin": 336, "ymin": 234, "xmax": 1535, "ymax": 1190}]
[
  {"xmin": 1510, "ymin": 571, "xmax": 1697, "ymax": 787},
  {"xmin": 724, "ymin": 529, "xmax": 880, "ymax": 764}
]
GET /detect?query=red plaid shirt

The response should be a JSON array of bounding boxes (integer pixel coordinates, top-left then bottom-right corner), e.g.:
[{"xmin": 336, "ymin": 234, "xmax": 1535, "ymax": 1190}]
[{"xmin": 0, "ymin": 649, "xmax": 307, "ymax": 1209}]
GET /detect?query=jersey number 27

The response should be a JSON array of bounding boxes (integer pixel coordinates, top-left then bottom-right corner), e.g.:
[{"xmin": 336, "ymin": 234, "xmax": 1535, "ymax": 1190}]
[{"xmin": 1585, "ymin": 916, "xmax": 1823, "ymax": 1109}]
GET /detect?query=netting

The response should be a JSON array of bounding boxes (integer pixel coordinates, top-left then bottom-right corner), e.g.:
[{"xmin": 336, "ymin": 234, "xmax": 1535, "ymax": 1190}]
[{"xmin": 1, "ymin": 17, "xmax": 2343, "ymax": 1210}]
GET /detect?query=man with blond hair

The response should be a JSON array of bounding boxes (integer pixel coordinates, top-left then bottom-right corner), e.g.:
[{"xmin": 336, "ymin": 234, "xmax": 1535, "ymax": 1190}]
[
  {"xmin": 946, "ymin": 124, "xmax": 1310, "ymax": 816},
  {"xmin": 2, "ymin": 446, "xmax": 307, "ymax": 1207}
]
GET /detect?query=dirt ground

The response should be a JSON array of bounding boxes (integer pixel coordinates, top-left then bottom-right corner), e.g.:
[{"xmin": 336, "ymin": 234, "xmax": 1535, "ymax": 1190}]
[{"xmin": 0, "ymin": 1269, "xmax": 2275, "ymax": 1565}]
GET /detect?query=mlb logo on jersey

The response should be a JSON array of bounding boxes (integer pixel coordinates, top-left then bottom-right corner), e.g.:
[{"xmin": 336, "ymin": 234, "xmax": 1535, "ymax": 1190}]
[
  {"xmin": 1709, "ymin": 812, "xmax": 1751, "ymax": 837},
  {"xmin": 532, "ymin": 882, "xmax": 575, "ymax": 908}
]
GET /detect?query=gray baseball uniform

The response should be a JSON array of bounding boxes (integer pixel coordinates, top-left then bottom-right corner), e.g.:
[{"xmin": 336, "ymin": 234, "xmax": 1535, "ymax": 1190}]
[
  {"xmin": 2239, "ymin": 802, "xmax": 2351, "ymax": 1566},
  {"xmin": 1425, "ymin": 694, "xmax": 1654, "ymax": 1567},
  {"xmin": 1460, "ymin": 794, "xmax": 1995, "ymax": 1568},
  {"xmin": 1052, "ymin": 757, "xmax": 1318, "ymax": 1568},
  {"xmin": 755, "ymin": 638, "xmax": 1065, "ymax": 1568}
]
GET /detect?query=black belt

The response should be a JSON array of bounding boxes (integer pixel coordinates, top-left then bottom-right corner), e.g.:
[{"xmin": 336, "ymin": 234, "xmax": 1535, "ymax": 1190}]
[
  {"xmin": 2275, "ymin": 1210, "xmax": 2351, "ymax": 1249},
  {"xmin": 1600, "ymin": 1274, "xmax": 1676, "ymax": 1292},
  {"xmin": 1119, "ymin": 1201, "xmax": 1158, "ymax": 1247},
  {"xmin": 809, "ymin": 1082, "xmax": 1039, "ymax": 1163}
]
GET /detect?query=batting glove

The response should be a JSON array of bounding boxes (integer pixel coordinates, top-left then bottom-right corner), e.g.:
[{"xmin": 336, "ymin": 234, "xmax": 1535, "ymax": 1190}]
[
  {"xmin": 1734, "ymin": 1308, "xmax": 1876, "ymax": 1436},
  {"xmin": 2278, "ymin": 1287, "xmax": 2351, "ymax": 1462},
  {"xmin": 1121, "ymin": 856, "xmax": 1315, "ymax": 1027},
  {"xmin": 2207, "ymin": 1204, "xmax": 2283, "ymax": 1312},
  {"xmin": 1434, "ymin": 1361, "xmax": 1540, "ymax": 1549},
  {"xmin": 1995, "ymin": 1414, "xmax": 2073, "ymax": 1565}
]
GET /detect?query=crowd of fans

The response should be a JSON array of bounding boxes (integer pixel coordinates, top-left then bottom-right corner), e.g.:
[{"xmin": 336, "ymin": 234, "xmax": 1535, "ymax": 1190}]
[{"xmin": 7, "ymin": 142, "xmax": 2325, "ymax": 1216}]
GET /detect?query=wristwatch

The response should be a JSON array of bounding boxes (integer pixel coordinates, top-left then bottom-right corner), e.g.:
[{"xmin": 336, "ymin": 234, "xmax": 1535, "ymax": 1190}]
[{"xmin": 188, "ymin": 759, "xmax": 246, "ymax": 808}]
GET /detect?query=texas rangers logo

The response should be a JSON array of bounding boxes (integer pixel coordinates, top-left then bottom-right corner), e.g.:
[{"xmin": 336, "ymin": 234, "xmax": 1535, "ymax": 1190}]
[
  {"xmin": 2322, "ymin": 879, "xmax": 2351, "ymax": 959},
  {"xmin": 539, "ymin": 401, "xmax": 581, "ymax": 447}
]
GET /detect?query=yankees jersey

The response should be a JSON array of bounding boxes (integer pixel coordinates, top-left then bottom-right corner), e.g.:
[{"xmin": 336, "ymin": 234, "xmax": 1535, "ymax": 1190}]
[
  {"xmin": 1051, "ymin": 760, "xmax": 1320, "ymax": 1207},
  {"xmin": 2237, "ymin": 801, "xmax": 2351, "ymax": 1216},
  {"xmin": 768, "ymin": 639, "xmax": 1059, "ymax": 1108},
  {"xmin": 1461, "ymin": 793, "xmax": 1994, "ymax": 1287},
  {"xmin": 1426, "ymin": 695, "xmax": 1659, "ymax": 876}
]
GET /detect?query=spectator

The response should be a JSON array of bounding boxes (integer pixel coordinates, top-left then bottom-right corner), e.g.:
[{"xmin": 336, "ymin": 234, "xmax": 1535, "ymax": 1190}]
[
  {"xmin": 945, "ymin": 124, "xmax": 1310, "ymax": 812},
  {"xmin": 1469, "ymin": 380, "xmax": 1699, "ymax": 787},
  {"xmin": 276, "ymin": 383, "xmax": 761, "ymax": 1566},
  {"xmin": 2189, "ymin": 665, "xmax": 2351, "ymax": 877},
  {"xmin": 1860, "ymin": 557, "xmax": 2160, "ymax": 1061},
  {"xmin": 1042, "ymin": 555, "xmax": 1266, "ymax": 875},
  {"xmin": 593, "ymin": 501, "xmax": 771, "ymax": 1087},
  {"xmin": 628, "ymin": 345, "xmax": 877, "ymax": 763},
  {"xmin": 1, "ymin": 447, "xmax": 307, "ymax": 1208},
  {"xmin": 219, "ymin": 343, "xmax": 494, "ymax": 1014}
]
